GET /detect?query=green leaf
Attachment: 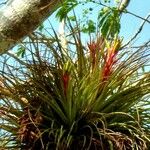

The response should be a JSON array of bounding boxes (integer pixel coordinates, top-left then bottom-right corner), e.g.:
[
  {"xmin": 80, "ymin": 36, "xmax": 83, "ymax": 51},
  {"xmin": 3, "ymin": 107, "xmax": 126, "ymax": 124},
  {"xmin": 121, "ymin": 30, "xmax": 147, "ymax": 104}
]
[
  {"xmin": 98, "ymin": 7, "xmax": 121, "ymax": 38},
  {"xmin": 82, "ymin": 20, "xmax": 96, "ymax": 33},
  {"xmin": 69, "ymin": 16, "xmax": 76, "ymax": 21},
  {"xmin": 16, "ymin": 45, "xmax": 26, "ymax": 58},
  {"xmin": 56, "ymin": 0, "xmax": 78, "ymax": 21},
  {"xmin": 38, "ymin": 23, "xmax": 44, "ymax": 32}
]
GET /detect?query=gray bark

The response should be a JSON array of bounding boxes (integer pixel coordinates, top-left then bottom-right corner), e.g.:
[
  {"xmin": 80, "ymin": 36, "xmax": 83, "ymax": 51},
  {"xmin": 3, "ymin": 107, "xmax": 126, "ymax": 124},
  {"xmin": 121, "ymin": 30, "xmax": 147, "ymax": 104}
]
[
  {"xmin": 118, "ymin": 0, "xmax": 130, "ymax": 12},
  {"xmin": 0, "ymin": 0, "xmax": 64, "ymax": 54}
]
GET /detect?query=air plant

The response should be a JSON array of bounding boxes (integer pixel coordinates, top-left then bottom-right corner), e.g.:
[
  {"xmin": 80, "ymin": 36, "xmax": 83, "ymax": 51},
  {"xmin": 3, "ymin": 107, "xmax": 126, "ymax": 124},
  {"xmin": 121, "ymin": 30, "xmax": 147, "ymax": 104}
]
[{"xmin": 0, "ymin": 17, "xmax": 150, "ymax": 150}]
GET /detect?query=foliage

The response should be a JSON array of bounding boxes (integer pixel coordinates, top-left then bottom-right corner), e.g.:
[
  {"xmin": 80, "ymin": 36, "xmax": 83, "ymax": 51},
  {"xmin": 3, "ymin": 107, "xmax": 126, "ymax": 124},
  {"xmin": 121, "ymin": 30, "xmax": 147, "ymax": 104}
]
[
  {"xmin": 16, "ymin": 45, "xmax": 26, "ymax": 58},
  {"xmin": 0, "ymin": 0, "xmax": 150, "ymax": 149},
  {"xmin": 98, "ymin": 7, "xmax": 121, "ymax": 38},
  {"xmin": 56, "ymin": 0, "xmax": 78, "ymax": 21},
  {"xmin": 56, "ymin": 0, "xmax": 126, "ymax": 38},
  {"xmin": 0, "ymin": 16, "xmax": 150, "ymax": 149}
]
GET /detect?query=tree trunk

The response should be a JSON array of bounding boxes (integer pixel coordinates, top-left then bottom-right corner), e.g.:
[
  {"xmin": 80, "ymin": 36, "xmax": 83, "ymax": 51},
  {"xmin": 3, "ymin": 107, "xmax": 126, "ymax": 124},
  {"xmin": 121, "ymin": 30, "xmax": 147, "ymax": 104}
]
[{"xmin": 0, "ymin": 0, "xmax": 64, "ymax": 54}]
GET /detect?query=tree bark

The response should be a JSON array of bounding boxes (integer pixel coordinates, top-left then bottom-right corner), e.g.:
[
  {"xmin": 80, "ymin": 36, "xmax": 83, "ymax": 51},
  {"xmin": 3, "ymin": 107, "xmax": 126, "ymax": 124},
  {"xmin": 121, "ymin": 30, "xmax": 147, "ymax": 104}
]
[
  {"xmin": 0, "ymin": 0, "xmax": 64, "ymax": 54},
  {"xmin": 118, "ymin": 0, "xmax": 130, "ymax": 12}
]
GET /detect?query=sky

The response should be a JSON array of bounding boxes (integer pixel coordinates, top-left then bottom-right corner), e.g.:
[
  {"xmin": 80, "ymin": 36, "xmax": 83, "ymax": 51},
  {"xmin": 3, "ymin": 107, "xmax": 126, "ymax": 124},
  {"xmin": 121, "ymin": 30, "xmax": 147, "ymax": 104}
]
[
  {"xmin": 33, "ymin": 0, "xmax": 150, "ymax": 51},
  {"xmin": 47, "ymin": 0, "xmax": 150, "ymax": 72},
  {"xmin": 120, "ymin": 0, "xmax": 150, "ymax": 45},
  {"xmin": 0, "ymin": 0, "xmax": 149, "ymax": 46},
  {"xmin": 0, "ymin": 0, "xmax": 149, "ymax": 73}
]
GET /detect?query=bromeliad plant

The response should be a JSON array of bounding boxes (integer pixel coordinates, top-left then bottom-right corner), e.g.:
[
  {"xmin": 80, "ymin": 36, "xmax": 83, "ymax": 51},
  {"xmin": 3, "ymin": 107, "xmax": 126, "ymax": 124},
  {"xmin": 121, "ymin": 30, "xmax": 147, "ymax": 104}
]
[{"xmin": 0, "ymin": 17, "xmax": 150, "ymax": 150}]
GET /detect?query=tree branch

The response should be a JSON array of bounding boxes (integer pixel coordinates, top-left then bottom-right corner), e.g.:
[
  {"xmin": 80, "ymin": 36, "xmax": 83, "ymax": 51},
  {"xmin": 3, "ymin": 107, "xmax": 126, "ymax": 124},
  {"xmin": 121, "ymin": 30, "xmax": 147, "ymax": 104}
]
[
  {"xmin": 118, "ymin": 0, "xmax": 130, "ymax": 12},
  {"xmin": 126, "ymin": 11, "xmax": 150, "ymax": 24},
  {"xmin": 0, "ymin": 0, "xmax": 64, "ymax": 54},
  {"xmin": 122, "ymin": 13, "xmax": 150, "ymax": 48}
]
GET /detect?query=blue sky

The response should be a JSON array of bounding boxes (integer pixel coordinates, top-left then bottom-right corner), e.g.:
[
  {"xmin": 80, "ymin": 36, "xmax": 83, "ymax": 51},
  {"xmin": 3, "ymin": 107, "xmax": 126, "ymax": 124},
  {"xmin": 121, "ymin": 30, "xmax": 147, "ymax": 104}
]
[
  {"xmin": 0, "ymin": 0, "xmax": 149, "ymax": 46},
  {"xmin": 0, "ymin": 0, "xmax": 149, "ymax": 63},
  {"xmin": 120, "ymin": 0, "xmax": 150, "ymax": 44},
  {"xmin": 45, "ymin": 0, "xmax": 150, "ymax": 46},
  {"xmin": 41, "ymin": 0, "xmax": 150, "ymax": 73}
]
